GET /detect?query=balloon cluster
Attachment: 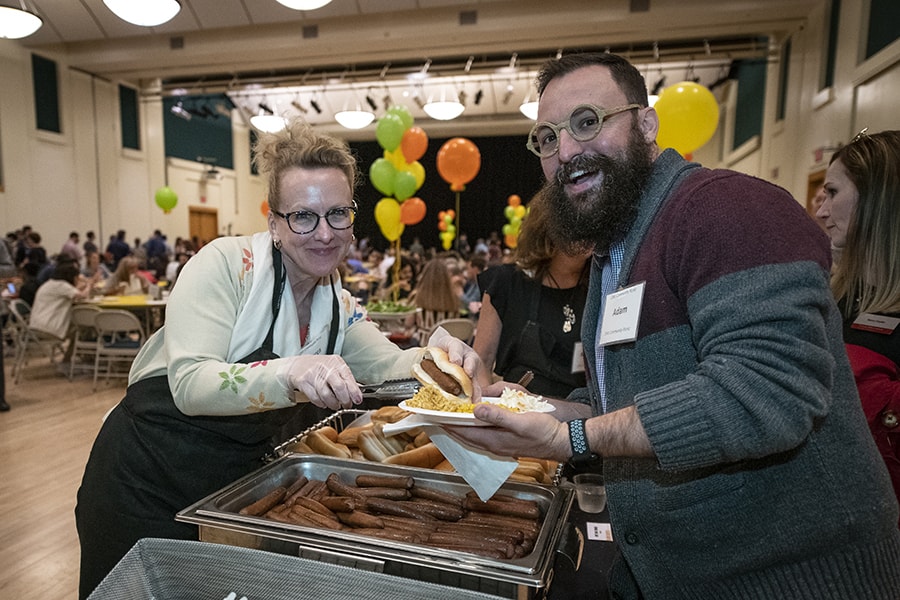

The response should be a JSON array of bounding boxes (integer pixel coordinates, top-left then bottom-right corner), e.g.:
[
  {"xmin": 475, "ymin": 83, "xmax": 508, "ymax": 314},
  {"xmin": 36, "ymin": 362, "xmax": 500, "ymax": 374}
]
[
  {"xmin": 155, "ymin": 186, "xmax": 178, "ymax": 214},
  {"xmin": 654, "ymin": 81, "xmax": 719, "ymax": 156},
  {"xmin": 502, "ymin": 194, "xmax": 527, "ymax": 248},
  {"xmin": 437, "ymin": 209, "xmax": 456, "ymax": 251},
  {"xmin": 370, "ymin": 106, "xmax": 429, "ymax": 242}
]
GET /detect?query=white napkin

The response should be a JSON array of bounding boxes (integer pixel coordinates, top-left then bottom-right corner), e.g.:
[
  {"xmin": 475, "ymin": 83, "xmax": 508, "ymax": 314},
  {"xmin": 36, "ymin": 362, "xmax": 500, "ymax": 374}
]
[
  {"xmin": 381, "ymin": 415, "xmax": 517, "ymax": 501},
  {"xmin": 425, "ymin": 426, "xmax": 517, "ymax": 501}
]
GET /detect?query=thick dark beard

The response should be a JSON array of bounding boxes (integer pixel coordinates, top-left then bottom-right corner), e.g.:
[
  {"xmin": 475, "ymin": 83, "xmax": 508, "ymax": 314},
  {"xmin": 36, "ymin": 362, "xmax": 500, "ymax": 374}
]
[{"xmin": 542, "ymin": 126, "xmax": 654, "ymax": 251}]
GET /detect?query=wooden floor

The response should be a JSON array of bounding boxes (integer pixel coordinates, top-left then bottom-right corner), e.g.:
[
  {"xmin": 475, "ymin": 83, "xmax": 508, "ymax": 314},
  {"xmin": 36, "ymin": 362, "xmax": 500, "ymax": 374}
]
[{"xmin": 0, "ymin": 355, "xmax": 126, "ymax": 599}]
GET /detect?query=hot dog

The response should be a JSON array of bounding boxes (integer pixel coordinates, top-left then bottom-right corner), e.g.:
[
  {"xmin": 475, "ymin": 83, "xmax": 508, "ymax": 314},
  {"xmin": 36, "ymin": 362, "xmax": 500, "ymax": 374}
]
[
  {"xmin": 464, "ymin": 497, "xmax": 541, "ymax": 520},
  {"xmin": 239, "ymin": 486, "xmax": 287, "ymax": 516},
  {"xmin": 337, "ymin": 510, "xmax": 385, "ymax": 529},
  {"xmin": 356, "ymin": 474, "xmax": 415, "ymax": 489},
  {"xmin": 411, "ymin": 347, "xmax": 473, "ymax": 403}
]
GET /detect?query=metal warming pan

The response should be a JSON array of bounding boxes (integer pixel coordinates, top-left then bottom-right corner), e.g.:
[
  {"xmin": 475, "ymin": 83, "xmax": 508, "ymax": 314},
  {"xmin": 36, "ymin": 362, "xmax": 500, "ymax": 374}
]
[{"xmin": 178, "ymin": 454, "xmax": 578, "ymax": 599}]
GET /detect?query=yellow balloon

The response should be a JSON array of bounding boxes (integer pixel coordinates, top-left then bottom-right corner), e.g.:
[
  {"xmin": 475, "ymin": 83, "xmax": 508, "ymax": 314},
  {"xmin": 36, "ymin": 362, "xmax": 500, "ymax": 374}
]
[
  {"xmin": 374, "ymin": 197, "xmax": 404, "ymax": 241},
  {"xmin": 654, "ymin": 82, "xmax": 720, "ymax": 155},
  {"xmin": 406, "ymin": 160, "xmax": 425, "ymax": 190},
  {"xmin": 384, "ymin": 148, "xmax": 407, "ymax": 170},
  {"xmin": 513, "ymin": 205, "xmax": 526, "ymax": 218}
]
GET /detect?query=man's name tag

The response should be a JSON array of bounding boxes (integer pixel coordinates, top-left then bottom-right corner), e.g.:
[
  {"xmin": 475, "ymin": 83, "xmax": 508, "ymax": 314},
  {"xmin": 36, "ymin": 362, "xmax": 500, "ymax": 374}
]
[
  {"xmin": 598, "ymin": 282, "xmax": 645, "ymax": 347},
  {"xmin": 851, "ymin": 313, "xmax": 900, "ymax": 335}
]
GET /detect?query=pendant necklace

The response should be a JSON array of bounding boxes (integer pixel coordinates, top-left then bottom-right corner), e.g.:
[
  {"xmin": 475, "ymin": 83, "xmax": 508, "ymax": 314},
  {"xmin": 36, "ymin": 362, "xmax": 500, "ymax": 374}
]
[{"xmin": 546, "ymin": 271, "xmax": 577, "ymax": 334}]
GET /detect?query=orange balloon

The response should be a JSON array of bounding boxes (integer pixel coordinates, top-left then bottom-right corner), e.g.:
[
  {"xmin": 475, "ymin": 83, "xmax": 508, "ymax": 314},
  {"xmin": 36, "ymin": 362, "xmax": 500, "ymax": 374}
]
[
  {"xmin": 401, "ymin": 127, "xmax": 428, "ymax": 163},
  {"xmin": 260, "ymin": 200, "xmax": 269, "ymax": 217},
  {"xmin": 507, "ymin": 194, "xmax": 521, "ymax": 207},
  {"xmin": 400, "ymin": 197, "xmax": 427, "ymax": 225},
  {"xmin": 504, "ymin": 233, "xmax": 518, "ymax": 248},
  {"xmin": 436, "ymin": 138, "xmax": 481, "ymax": 192}
]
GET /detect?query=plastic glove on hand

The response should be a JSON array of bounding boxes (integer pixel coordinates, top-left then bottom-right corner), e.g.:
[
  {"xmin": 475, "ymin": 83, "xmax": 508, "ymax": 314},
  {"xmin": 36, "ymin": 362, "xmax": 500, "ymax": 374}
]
[{"xmin": 287, "ymin": 355, "xmax": 362, "ymax": 410}]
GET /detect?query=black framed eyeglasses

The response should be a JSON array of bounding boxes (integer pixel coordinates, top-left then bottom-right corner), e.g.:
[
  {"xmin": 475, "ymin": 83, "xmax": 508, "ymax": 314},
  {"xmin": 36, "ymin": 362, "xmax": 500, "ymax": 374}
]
[
  {"xmin": 526, "ymin": 103, "xmax": 641, "ymax": 158},
  {"xmin": 271, "ymin": 204, "xmax": 357, "ymax": 235}
]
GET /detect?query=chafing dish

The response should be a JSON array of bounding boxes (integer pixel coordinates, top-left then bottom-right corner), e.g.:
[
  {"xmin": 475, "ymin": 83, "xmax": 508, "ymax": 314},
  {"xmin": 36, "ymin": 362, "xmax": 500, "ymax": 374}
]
[{"xmin": 178, "ymin": 454, "xmax": 578, "ymax": 599}]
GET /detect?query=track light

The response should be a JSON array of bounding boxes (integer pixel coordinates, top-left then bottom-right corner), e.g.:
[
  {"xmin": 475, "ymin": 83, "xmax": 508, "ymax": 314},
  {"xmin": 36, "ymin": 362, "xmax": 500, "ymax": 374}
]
[
  {"xmin": 502, "ymin": 82, "xmax": 515, "ymax": 105},
  {"xmin": 365, "ymin": 87, "xmax": 378, "ymax": 111},
  {"xmin": 170, "ymin": 101, "xmax": 191, "ymax": 121},
  {"xmin": 291, "ymin": 100, "xmax": 308, "ymax": 114},
  {"xmin": 309, "ymin": 98, "xmax": 322, "ymax": 114},
  {"xmin": 474, "ymin": 89, "xmax": 484, "ymax": 105}
]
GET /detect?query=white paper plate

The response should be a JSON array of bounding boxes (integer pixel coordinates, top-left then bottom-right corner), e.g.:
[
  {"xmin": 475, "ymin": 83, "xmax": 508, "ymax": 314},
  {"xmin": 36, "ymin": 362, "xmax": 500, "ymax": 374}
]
[{"xmin": 397, "ymin": 397, "xmax": 554, "ymax": 427}]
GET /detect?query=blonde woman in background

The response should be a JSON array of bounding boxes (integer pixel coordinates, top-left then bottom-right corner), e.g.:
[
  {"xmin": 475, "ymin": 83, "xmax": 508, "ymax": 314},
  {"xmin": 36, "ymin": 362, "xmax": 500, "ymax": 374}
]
[
  {"xmin": 816, "ymin": 129, "xmax": 900, "ymax": 522},
  {"xmin": 102, "ymin": 255, "xmax": 149, "ymax": 295}
]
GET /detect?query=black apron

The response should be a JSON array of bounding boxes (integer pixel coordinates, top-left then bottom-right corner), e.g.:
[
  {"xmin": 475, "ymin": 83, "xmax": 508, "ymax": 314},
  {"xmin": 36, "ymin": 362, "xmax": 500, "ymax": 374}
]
[
  {"xmin": 495, "ymin": 280, "xmax": 586, "ymax": 398},
  {"xmin": 75, "ymin": 247, "xmax": 339, "ymax": 599}
]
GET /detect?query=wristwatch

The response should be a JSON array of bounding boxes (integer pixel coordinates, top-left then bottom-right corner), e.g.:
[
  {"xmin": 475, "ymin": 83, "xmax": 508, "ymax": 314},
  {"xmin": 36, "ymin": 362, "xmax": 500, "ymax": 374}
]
[{"xmin": 567, "ymin": 418, "xmax": 601, "ymax": 467}]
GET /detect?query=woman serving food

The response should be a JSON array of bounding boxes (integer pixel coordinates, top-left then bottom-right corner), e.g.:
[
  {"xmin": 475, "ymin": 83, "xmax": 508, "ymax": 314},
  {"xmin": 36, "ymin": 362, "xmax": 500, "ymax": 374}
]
[{"xmin": 75, "ymin": 119, "xmax": 482, "ymax": 599}]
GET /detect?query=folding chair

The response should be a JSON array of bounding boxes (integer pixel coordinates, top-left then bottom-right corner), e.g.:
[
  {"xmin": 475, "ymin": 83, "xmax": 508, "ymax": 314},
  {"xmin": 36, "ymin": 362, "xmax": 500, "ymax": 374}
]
[
  {"xmin": 93, "ymin": 309, "xmax": 145, "ymax": 391},
  {"xmin": 428, "ymin": 317, "xmax": 476, "ymax": 345},
  {"xmin": 11, "ymin": 298, "xmax": 66, "ymax": 384},
  {"xmin": 69, "ymin": 304, "xmax": 102, "ymax": 380}
]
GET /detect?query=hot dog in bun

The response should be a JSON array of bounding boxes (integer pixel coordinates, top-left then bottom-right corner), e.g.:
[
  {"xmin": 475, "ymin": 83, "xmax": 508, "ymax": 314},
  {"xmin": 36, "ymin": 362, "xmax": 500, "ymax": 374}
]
[{"xmin": 411, "ymin": 347, "xmax": 473, "ymax": 403}]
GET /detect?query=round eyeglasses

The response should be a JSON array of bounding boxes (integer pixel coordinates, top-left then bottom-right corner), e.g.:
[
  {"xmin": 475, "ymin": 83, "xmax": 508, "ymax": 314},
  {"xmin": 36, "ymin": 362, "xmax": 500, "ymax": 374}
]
[
  {"xmin": 271, "ymin": 205, "xmax": 357, "ymax": 235},
  {"xmin": 526, "ymin": 103, "xmax": 641, "ymax": 158}
]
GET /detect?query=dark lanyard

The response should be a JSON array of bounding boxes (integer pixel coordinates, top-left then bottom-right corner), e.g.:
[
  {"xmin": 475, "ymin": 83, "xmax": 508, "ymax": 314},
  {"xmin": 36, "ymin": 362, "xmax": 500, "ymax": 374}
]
[{"xmin": 269, "ymin": 245, "xmax": 340, "ymax": 355}]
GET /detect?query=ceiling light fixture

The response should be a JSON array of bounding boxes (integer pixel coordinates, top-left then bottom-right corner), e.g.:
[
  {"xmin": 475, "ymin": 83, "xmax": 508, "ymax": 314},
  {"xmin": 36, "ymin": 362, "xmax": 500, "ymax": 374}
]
[
  {"xmin": 423, "ymin": 87, "xmax": 465, "ymax": 121},
  {"xmin": 519, "ymin": 89, "xmax": 538, "ymax": 120},
  {"xmin": 0, "ymin": 2, "xmax": 43, "ymax": 39},
  {"xmin": 334, "ymin": 88, "xmax": 375, "ymax": 129},
  {"xmin": 334, "ymin": 109, "xmax": 375, "ymax": 129},
  {"xmin": 103, "ymin": 0, "xmax": 181, "ymax": 27},
  {"xmin": 249, "ymin": 102, "xmax": 286, "ymax": 133},
  {"xmin": 275, "ymin": 0, "xmax": 333, "ymax": 9}
]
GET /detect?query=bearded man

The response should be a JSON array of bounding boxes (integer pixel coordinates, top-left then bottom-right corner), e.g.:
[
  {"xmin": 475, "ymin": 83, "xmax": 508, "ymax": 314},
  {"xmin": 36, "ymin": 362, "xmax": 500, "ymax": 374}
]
[{"xmin": 453, "ymin": 52, "xmax": 900, "ymax": 599}]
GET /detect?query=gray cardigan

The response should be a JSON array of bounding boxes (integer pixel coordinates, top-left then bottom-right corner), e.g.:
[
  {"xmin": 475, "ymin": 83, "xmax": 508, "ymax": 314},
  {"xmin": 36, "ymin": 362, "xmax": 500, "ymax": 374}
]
[{"xmin": 579, "ymin": 150, "xmax": 900, "ymax": 599}]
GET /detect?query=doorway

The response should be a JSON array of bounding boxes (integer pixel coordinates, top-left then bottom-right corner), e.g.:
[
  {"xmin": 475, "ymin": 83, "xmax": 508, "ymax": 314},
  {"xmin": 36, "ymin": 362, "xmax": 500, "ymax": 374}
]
[{"xmin": 189, "ymin": 206, "xmax": 218, "ymax": 247}]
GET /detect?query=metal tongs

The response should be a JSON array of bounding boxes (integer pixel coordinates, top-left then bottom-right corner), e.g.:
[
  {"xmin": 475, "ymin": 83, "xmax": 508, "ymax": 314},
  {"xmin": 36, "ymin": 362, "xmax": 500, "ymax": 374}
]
[{"xmin": 358, "ymin": 378, "xmax": 421, "ymax": 400}]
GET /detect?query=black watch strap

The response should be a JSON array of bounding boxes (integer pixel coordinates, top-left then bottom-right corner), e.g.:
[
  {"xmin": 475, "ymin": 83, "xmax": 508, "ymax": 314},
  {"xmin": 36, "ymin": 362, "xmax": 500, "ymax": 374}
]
[{"xmin": 568, "ymin": 418, "xmax": 601, "ymax": 467}]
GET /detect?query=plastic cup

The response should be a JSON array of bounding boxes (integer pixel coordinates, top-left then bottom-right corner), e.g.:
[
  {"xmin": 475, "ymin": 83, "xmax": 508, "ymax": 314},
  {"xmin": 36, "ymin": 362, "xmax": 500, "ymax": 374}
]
[{"xmin": 573, "ymin": 473, "xmax": 607, "ymax": 513}]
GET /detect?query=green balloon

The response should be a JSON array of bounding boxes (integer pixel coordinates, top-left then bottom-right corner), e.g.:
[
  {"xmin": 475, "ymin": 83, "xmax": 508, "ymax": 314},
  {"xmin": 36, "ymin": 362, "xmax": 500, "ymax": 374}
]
[
  {"xmin": 369, "ymin": 158, "xmax": 396, "ymax": 196},
  {"xmin": 376, "ymin": 114, "xmax": 405, "ymax": 151},
  {"xmin": 393, "ymin": 170, "xmax": 417, "ymax": 201},
  {"xmin": 387, "ymin": 105, "xmax": 414, "ymax": 130},
  {"xmin": 155, "ymin": 186, "xmax": 178, "ymax": 212}
]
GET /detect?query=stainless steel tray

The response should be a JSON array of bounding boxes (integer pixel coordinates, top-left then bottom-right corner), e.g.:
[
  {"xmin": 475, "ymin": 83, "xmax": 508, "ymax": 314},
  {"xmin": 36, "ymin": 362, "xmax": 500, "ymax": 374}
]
[
  {"xmin": 177, "ymin": 454, "xmax": 574, "ymax": 590},
  {"xmin": 269, "ymin": 408, "xmax": 563, "ymax": 486}
]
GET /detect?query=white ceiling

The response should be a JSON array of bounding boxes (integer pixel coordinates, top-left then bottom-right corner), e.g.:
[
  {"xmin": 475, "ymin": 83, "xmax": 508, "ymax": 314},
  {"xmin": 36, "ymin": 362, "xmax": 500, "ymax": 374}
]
[{"xmin": 16, "ymin": 0, "xmax": 823, "ymax": 137}]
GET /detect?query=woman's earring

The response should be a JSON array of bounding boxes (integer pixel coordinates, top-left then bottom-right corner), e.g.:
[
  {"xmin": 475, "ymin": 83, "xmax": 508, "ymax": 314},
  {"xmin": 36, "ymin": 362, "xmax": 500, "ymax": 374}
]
[{"xmin": 273, "ymin": 239, "xmax": 282, "ymax": 250}]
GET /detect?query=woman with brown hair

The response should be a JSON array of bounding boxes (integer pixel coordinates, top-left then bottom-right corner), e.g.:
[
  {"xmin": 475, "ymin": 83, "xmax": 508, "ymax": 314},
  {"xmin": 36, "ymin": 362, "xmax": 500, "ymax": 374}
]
[
  {"xmin": 473, "ymin": 191, "xmax": 592, "ymax": 398},
  {"xmin": 408, "ymin": 256, "xmax": 462, "ymax": 343}
]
